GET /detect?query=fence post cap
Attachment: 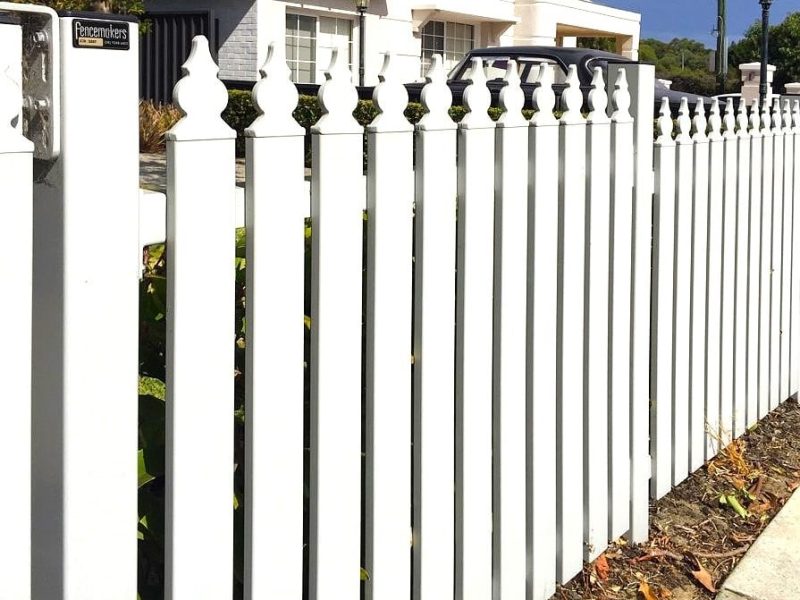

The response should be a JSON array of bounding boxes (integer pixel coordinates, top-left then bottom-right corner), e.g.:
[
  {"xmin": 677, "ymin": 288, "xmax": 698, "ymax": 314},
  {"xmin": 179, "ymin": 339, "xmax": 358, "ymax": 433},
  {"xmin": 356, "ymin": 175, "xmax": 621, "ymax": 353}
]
[
  {"xmin": 246, "ymin": 42, "xmax": 303, "ymax": 138},
  {"xmin": 312, "ymin": 47, "xmax": 361, "ymax": 135},
  {"xmin": 368, "ymin": 53, "xmax": 412, "ymax": 133},
  {"xmin": 167, "ymin": 36, "xmax": 236, "ymax": 142},
  {"xmin": 417, "ymin": 54, "xmax": 456, "ymax": 131}
]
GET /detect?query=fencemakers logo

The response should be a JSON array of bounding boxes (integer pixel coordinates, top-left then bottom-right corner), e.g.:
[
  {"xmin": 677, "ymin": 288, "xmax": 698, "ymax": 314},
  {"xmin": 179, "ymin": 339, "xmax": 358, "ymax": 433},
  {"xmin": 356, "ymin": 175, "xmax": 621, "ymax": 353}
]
[{"xmin": 73, "ymin": 20, "xmax": 130, "ymax": 50}]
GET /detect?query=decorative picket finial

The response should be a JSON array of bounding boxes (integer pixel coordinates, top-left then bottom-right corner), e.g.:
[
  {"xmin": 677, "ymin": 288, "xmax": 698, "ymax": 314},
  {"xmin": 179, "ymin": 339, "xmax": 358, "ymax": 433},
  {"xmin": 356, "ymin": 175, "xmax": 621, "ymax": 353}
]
[
  {"xmin": 675, "ymin": 97, "xmax": 691, "ymax": 143},
  {"xmin": 749, "ymin": 99, "xmax": 761, "ymax": 134},
  {"xmin": 246, "ymin": 42, "xmax": 302, "ymax": 138},
  {"xmin": 587, "ymin": 67, "xmax": 609, "ymax": 123},
  {"xmin": 369, "ymin": 53, "xmax": 412, "ymax": 132},
  {"xmin": 722, "ymin": 98, "xmax": 736, "ymax": 138},
  {"xmin": 655, "ymin": 97, "xmax": 673, "ymax": 144},
  {"xmin": 692, "ymin": 99, "xmax": 707, "ymax": 142},
  {"xmin": 419, "ymin": 54, "xmax": 454, "ymax": 131},
  {"xmin": 498, "ymin": 60, "xmax": 526, "ymax": 127},
  {"xmin": 314, "ymin": 47, "xmax": 360, "ymax": 134},
  {"xmin": 793, "ymin": 99, "xmax": 800, "ymax": 131},
  {"xmin": 736, "ymin": 98, "xmax": 749, "ymax": 137},
  {"xmin": 168, "ymin": 36, "xmax": 235, "ymax": 141},
  {"xmin": 772, "ymin": 97, "xmax": 783, "ymax": 131},
  {"xmin": 560, "ymin": 64, "xmax": 583, "ymax": 124},
  {"xmin": 708, "ymin": 98, "xmax": 722, "ymax": 140},
  {"xmin": 461, "ymin": 58, "xmax": 492, "ymax": 128},
  {"xmin": 782, "ymin": 98, "xmax": 792, "ymax": 131},
  {"xmin": 761, "ymin": 96, "xmax": 771, "ymax": 132},
  {"xmin": 611, "ymin": 68, "xmax": 632, "ymax": 123},
  {"xmin": 531, "ymin": 62, "xmax": 557, "ymax": 126}
]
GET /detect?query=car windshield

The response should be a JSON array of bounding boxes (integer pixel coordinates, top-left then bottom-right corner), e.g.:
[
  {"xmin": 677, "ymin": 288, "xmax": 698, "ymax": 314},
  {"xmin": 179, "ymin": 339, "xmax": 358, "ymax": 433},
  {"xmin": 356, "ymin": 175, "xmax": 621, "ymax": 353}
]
[{"xmin": 449, "ymin": 55, "xmax": 569, "ymax": 84}]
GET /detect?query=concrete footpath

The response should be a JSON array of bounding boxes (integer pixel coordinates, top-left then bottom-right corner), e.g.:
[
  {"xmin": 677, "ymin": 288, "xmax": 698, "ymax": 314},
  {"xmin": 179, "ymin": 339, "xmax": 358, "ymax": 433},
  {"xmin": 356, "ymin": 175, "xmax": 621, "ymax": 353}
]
[{"xmin": 717, "ymin": 489, "xmax": 800, "ymax": 600}]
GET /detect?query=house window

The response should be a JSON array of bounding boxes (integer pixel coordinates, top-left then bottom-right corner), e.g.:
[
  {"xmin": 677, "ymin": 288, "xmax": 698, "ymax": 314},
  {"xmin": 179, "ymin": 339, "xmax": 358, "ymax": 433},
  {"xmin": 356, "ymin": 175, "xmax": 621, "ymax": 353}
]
[
  {"xmin": 286, "ymin": 13, "xmax": 354, "ymax": 84},
  {"xmin": 421, "ymin": 20, "xmax": 475, "ymax": 74}
]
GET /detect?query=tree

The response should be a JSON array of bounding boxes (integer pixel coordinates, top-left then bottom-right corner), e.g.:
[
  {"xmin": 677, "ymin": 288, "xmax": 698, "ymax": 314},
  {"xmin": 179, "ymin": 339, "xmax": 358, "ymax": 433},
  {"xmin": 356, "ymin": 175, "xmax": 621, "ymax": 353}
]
[
  {"xmin": 729, "ymin": 12, "xmax": 800, "ymax": 93},
  {"xmin": 7, "ymin": 0, "xmax": 144, "ymax": 16}
]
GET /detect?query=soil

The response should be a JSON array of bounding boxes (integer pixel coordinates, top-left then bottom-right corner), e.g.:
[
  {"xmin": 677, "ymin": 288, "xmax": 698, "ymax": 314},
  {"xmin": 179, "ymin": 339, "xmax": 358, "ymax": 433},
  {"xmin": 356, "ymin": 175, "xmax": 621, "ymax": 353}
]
[{"xmin": 558, "ymin": 398, "xmax": 800, "ymax": 600}]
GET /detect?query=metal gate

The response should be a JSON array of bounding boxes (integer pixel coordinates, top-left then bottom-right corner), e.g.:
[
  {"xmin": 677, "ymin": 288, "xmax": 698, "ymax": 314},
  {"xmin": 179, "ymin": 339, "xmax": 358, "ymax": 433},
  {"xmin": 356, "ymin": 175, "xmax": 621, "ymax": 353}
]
[{"xmin": 140, "ymin": 11, "xmax": 215, "ymax": 104}]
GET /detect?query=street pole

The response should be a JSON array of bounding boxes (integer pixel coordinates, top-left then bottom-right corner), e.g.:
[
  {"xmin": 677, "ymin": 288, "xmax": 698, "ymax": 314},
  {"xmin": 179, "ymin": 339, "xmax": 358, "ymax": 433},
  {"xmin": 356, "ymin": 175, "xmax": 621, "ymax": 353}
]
[
  {"xmin": 358, "ymin": 5, "xmax": 366, "ymax": 87},
  {"xmin": 760, "ymin": 0, "xmax": 773, "ymax": 108},
  {"xmin": 717, "ymin": 0, "xmax": 727, "ymax": 94}
]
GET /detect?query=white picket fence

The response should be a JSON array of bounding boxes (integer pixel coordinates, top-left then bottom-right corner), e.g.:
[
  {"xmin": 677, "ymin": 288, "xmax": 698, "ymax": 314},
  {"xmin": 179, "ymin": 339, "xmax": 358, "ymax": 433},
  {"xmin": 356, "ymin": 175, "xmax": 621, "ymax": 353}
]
[{"xmin": 1, "ymin": 32, "xmax": 800, "ymax": 600}]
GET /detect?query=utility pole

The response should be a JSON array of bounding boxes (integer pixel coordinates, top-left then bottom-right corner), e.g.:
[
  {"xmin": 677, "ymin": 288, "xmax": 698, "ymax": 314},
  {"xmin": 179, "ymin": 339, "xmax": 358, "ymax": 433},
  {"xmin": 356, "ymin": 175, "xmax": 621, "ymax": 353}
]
[{"xmin": 716, "ymin": 0, "xmax": 727, "ymax": 94}]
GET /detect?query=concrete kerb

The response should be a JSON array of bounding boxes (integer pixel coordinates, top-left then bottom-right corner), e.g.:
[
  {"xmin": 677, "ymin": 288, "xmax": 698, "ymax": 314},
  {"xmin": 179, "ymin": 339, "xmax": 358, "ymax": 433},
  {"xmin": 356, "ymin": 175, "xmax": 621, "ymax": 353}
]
[{"xmin": 717, "ymin": 489, "xmax": 800, "ymax": 600}]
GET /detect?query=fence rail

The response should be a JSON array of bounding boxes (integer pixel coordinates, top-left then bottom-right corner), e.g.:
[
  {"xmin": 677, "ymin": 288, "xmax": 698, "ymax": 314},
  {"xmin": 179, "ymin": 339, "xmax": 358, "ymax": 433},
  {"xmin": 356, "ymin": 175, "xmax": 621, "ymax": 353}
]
[{"xmin": 2, "ymin": 30, "xmax": 800, "ymax": 600}]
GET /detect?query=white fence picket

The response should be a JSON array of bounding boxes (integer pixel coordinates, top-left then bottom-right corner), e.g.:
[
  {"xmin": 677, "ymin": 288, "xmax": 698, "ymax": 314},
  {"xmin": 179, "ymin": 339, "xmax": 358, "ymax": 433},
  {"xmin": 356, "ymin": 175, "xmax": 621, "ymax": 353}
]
[
  {"xmin": 781, "ymin": 100, "xmax": 794, "ymax": 403},
  {"xmin": 164, "ymin": 37, "xmax": 237, "ymax": 600},
  {"xmin": 412, "ymin": 55, "xmax": 457, "ymax": 600},
  {"xmin": 556, "ymin": 66, "xmax": 587, "ymax": 582},
  {"xmin": 706, "ymin": 100, "xmax": 724, "ymax": 458},
  {"xmin": 584, "ymin": 67, "xmax": 610, "ymax": 560},
  {"xmin": 720, "ymin": 100, "xmax": 737, "ymax": 442},
  {"xmin": 626, "ymin": 63, "xmax": 655, "ymax": 543},
  {"xmin": 0, "ymin": 47, "xmax": 33, "ymax": 600},
  {"xmin": 364, "ymin": 53, "xmax": 414, "ymax": 600},
  {"xmin": 651, "ymin": 98, "xmax": 676, "ymax": 498},
  {"xmin": 689, "ymin": 100, "xmax": 710, "ymax": 471},
  {"xmin": 243, "ymin": 45, "xmax": 306, "ymax": 600},
  {"xmin": 759, "ymin": 102, "xmax": 774, "ymax": 419},
  {"xmin": 527, "ymin": 63, "xmax": 559, "ymax": 600},
  {"xmin": 455, "ymin": 58, "xmax": 495, "ymax": 600},
  {"xmin": 770, "ymin": 99, "xmax": 785, "ymax": 410},
  {"xmin": 747, "ymin": 101, "xmax": 763, "ymax": 429},
  {"xmin": 308, "ymin": 48, "xmax": 364, "ymax": 600},
  {"xmin": 608, "ymin": 68, "xmax": 634, "ymax": 540},
  {"xmin": 672, "ymin": 98, "xmax": 693, "ymax": 485},
  {"xmin": 792, "ymin": 101, "xmax": 800, "ymax": 398},
  {"xmin": 734, "ymin": 102, "xmax": 751, "ymax": 437},
  {"xmin": 492, "ymin": 61, "xmax": 528, "ymax": 600}
]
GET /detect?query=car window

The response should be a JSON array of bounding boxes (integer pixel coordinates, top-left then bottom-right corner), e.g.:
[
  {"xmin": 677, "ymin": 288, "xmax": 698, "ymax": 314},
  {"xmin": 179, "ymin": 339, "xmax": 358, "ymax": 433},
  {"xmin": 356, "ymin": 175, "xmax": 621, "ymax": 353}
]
[{"xmin": 449, "ymin": 56, "xmax": 567, "ymax": 85}]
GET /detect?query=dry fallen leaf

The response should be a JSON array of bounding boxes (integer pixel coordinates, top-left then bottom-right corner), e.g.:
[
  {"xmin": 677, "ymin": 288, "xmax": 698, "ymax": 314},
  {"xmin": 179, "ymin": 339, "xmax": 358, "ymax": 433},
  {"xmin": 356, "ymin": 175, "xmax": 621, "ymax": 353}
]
[
  {"xmin": 595, "ymin": 553, "xmax": 610, "ymax": 581},
  {"xmin": 788, "ymin": 480, "xmax": 800, "ymax": 492},
  {"xmin": 638, "ymin": 578, "xmax": 658, "ymax": 600},
  {"xmin": 689, "ymin": 558, "xmax": 717, "ymax": 593}
]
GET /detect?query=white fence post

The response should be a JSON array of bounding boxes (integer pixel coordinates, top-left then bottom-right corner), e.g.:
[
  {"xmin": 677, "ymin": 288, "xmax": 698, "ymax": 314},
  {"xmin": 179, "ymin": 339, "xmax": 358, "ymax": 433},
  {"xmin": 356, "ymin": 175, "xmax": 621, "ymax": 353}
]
[
  {"xmin": 164, "ymin": 37, "xmax": 236, "ymax": 600},
  {"xmin": 770, "ymin": 98, "xmax": 785, "ymax": 410},
  {"xmin": 243, "ymin": 44, "xmax": 306, "ymax": 600},
  {"xmin": 624, "ymin": 63, "xmax": 655, "ymax": 543},
  {"xmin": 492, "ymin": 61, "xmax": 528, "ymax": 600},
  {"xmin": 455, "ymin": 58, "xmax": 495, "ymax": 599},
  {"xmin": 720, "ymin": 100, "xmax": 738, "ymax": 441},
  {"xmin": 0, "ymin": 34, "xmax": 32, "ymax": 600},
  {"xmin": 29, "ymin": 12, "xmax": 140, "ymax": 598},
  {"xmin": 759, "ymin": 101, "xmax": 774, "ymax": 419},
  {"xmin": 706, "ymin": 100, "xmax": 724, "ymax": 457},
  {"xmin": 672, "ymin": 98, "xmax": 693, "ymax": 485},
  {"xmin": 780, "ymin": 100, "xmax": 794, "ymax": 403},
  {"xmin": 734, "ymin": 102, "xmax": 751, "ymax": 437},
  {"xmin": 412, "ymin": 55, "xmax": 457, "ymax": 600},
  {"xmin": 556, "ymin": 66, "xmax": 586, "ymax": 582},
  {"xmin": 747, "ymin": 101, "xmax": 763, "ymax": 429},
  {"xmin": 583, "ymin": 67, "xmax": 610, "ymax": 560},
  {"xmin": 791, "ymin": 101, "xmax": 800, "ymax": 398},
  {"xmin": 689, "ymin": 100, "xmax": 710, "ymax": 471},
  {"xmin": 608, "ymin": 68, "xmax": 634, "ymax": 540},
  {"xmin": 526, "ymin": 63, "xmax": 558, "ymax": 600},
  {"xmin": 651, "ymin": 98, "xmax": 676, "ymax": 499},
  {"xmin": 308, "ymin": 48, "xmax": 364, "ymax": 600},
  {"xmin": 364, "ymin": 53, "xmax": 414, "ymax": 600}
]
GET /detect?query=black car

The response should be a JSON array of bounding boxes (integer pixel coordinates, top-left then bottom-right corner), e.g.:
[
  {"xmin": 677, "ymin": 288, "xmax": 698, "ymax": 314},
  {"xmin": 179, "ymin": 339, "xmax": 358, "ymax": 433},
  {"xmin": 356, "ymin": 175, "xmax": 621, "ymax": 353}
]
[{"xmin": 404, "ymin": 46, "xmax": 709, "ymax": 116}]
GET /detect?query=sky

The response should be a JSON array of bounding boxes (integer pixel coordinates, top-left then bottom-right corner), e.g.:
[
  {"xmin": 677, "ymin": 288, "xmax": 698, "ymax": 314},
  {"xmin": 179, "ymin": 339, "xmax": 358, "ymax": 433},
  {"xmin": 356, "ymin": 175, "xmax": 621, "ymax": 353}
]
[{"xmin": 604, "ymin": 0, "xmax": 800, "ymax": 47}]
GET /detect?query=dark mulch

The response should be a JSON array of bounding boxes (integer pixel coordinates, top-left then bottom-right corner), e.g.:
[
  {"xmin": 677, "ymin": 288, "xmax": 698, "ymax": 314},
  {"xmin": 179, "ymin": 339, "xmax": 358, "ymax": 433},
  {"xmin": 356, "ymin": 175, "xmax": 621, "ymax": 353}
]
[{"xmin": 558, "ymin": 398, "xmax": 800, "ymax": 600}]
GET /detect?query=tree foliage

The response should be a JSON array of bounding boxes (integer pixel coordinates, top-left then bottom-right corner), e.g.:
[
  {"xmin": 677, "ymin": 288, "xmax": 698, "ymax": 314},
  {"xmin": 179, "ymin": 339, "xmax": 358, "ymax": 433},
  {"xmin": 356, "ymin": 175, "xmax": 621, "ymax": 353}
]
[
  {"xmin": 729, "ymin": 12, "xmax": 800, "ymax": 93},
  {"xmin": 7, "ymin": 0, "xmax": 144, "ymax": 16}
]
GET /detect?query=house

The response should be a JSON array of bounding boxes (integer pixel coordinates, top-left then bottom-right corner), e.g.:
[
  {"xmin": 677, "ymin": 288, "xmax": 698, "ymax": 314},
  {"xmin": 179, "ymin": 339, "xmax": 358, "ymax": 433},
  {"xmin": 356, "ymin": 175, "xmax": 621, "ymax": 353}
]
[{"xmin": 141, "ymin": 0, "xmax": 640, "ymax": 101}]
